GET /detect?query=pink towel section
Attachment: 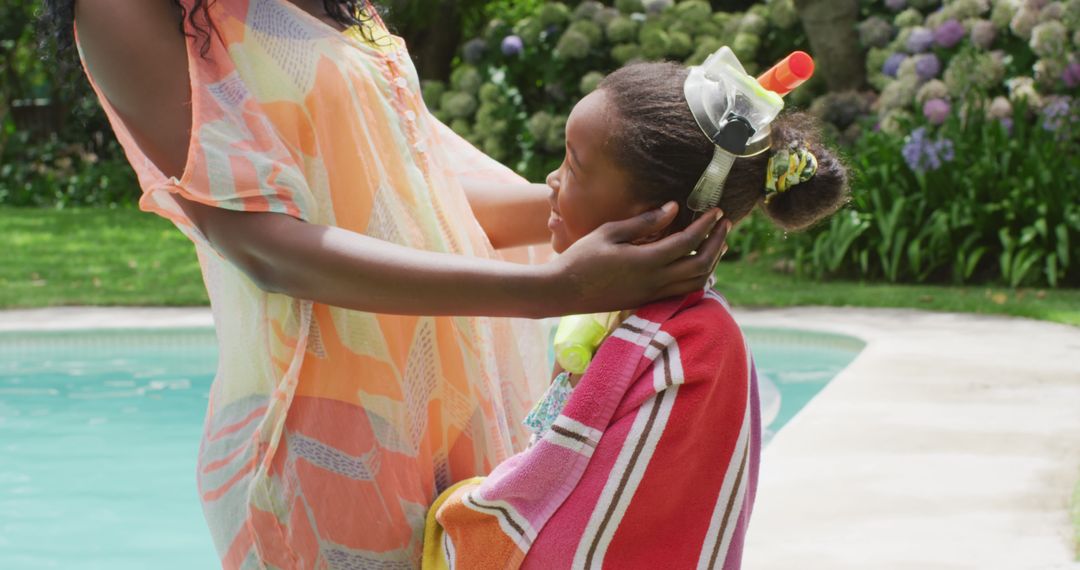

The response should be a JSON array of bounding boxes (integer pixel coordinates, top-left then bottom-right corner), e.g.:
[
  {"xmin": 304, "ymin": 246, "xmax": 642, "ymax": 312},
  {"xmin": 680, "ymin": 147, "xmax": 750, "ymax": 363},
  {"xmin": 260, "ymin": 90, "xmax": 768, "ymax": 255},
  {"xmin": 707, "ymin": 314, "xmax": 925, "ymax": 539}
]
[{"xmin": 429, "ymin": 289, "xmax": 762, "ymax": 569}]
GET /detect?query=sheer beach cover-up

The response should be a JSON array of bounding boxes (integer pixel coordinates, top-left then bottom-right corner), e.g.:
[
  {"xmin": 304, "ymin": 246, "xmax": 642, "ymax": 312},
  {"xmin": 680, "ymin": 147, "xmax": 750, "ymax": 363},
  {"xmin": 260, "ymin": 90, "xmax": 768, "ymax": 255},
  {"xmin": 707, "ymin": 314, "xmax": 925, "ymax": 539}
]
[
  {"xmin": 77, "ymin": 1, "xmax": 551, "ymax": 567},
  {"xmin": 425, "ymin": 290, "xmax": 762, "ymax": 569}
]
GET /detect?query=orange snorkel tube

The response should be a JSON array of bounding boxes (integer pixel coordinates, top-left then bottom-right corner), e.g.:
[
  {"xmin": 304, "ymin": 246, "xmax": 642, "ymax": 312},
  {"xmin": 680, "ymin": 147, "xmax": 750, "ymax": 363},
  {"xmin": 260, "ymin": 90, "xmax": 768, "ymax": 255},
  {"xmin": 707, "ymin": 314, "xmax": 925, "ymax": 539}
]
[{"xmin": 757, "ymin": 51, "xmax": 815, "ymax": 97}]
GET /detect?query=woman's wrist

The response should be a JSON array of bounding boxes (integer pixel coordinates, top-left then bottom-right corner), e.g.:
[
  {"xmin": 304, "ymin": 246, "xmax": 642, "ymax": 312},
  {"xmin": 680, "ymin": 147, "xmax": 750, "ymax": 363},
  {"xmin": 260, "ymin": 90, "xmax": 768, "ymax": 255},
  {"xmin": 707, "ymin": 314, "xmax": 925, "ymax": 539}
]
[{"xmin": 512, "ymin": 259, "xmax": 565, "ymax": 319}]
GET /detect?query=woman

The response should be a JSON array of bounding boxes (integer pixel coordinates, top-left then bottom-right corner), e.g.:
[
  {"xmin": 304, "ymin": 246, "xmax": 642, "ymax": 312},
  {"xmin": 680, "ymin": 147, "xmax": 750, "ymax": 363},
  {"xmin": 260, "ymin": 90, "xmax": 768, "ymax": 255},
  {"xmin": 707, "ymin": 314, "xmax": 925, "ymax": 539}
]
[{"xmin": 47, "ymin": 1, "xmax": 730, "ymax": 568}]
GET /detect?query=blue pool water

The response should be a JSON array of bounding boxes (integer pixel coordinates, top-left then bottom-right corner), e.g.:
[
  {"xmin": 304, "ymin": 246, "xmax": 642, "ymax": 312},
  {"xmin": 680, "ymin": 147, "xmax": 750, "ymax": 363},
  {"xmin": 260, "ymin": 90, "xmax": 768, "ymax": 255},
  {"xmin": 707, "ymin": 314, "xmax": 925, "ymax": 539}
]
[{"xmin": 0, "ymin": 327, "xmax": 860, "ymax": 569}]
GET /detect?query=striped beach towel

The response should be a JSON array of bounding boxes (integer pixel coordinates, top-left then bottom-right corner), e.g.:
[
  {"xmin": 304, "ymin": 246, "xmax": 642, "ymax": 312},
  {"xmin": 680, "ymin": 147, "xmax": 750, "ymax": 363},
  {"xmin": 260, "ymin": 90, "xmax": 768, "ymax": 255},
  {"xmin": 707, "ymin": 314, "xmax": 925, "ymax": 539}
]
[{"xmin": 425, "ymin": 290, "xmax": 762, "ymax": 569}]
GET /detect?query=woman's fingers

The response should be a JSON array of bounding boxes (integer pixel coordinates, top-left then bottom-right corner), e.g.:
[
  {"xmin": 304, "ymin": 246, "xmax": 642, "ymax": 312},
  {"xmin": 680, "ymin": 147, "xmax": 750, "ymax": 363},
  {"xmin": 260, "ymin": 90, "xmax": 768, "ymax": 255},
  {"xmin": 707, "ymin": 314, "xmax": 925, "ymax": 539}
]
[
  {"xmin": 657, "ymin": 218, "xmax": 731, "ymax": 281},
  {"xmin": 558, "ymin": 205, "xmax": 730, "ymax": 312},
  {"xmin": 641, "ymin": 208, "xmax": 724, "ymax": 264},
  {"xmin": 653, "ymin": 275, "xmax": 714, "ymax": 300},
  {"xmin": 696, "ymin": 218, "xmax": 732, "ymax": 272},
  {"xmin": 600, "ymin": 201, "xmax": 678, "ymax": 243}
]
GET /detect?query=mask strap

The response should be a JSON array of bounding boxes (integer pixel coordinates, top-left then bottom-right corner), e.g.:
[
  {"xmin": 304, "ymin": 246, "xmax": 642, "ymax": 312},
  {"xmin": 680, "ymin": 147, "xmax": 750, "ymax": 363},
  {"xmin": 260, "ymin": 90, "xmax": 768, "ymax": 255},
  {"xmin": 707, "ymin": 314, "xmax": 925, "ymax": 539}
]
[{"xmin": 687, "ymin": 146, "xmax": 737, "ymax": 213}]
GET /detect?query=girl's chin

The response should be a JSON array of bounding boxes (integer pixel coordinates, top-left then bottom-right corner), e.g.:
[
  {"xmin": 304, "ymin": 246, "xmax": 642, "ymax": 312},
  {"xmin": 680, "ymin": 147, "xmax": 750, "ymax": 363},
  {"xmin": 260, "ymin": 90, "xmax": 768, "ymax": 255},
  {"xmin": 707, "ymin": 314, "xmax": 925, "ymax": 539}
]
[{"xmin": 550, "ymin": 235, "xmax": 570, "ymax": 254}]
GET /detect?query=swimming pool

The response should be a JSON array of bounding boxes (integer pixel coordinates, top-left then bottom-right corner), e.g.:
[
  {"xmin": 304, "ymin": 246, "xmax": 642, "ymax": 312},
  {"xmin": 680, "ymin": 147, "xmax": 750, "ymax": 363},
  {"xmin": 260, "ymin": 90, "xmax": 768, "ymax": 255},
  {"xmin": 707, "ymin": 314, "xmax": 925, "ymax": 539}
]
[{"xmin": 0, "ymin": 327, "xmax": 861, "ymax": 569}]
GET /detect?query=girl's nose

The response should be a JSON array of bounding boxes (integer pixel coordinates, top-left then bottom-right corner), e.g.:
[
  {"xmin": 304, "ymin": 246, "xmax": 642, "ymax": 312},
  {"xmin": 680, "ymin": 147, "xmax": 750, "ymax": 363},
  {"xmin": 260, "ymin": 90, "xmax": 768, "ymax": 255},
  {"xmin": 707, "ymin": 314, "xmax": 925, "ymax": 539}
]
[{"xmin": 546, "ymin": 169, "xmax": 560, "ymax": 191}]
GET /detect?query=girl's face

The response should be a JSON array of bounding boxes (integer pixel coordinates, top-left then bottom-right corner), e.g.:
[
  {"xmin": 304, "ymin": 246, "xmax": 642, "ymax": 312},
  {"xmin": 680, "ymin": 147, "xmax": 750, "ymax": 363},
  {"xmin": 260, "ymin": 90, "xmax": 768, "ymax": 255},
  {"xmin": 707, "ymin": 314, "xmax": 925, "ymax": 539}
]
[{"xmin": 545, "ymin": 90, "xmax": 654, "ymax": 254}]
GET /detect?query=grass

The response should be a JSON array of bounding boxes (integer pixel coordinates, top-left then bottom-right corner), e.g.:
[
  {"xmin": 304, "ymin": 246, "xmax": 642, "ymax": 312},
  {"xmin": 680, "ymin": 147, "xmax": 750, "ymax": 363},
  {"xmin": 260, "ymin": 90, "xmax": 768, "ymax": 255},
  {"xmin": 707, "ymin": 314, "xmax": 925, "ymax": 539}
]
[
  {"xmin": 0, "ymin": 207, "xmax": 207, "ymax": 307},
  {"xmin": 2, "ymin": 207, "xmax": 1079, "ymax": 327},
  {"xmin": 718, "ymin": 253, "xmax": 1080, "ymax": 327}
]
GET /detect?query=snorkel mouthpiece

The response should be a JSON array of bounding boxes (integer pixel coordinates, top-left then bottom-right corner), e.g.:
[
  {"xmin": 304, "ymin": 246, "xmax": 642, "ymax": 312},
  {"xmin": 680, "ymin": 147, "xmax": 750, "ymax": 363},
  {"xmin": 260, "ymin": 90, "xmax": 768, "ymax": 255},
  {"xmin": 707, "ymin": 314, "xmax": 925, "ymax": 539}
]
[{"xmin": 758, "ymin": 51, "xmax": 815, "ymax": 96}]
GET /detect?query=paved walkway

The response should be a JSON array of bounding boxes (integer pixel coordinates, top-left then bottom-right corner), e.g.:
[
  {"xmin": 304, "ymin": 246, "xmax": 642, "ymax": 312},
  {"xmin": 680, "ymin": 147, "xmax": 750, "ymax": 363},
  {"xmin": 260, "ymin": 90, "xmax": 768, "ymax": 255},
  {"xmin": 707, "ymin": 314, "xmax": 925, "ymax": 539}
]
[
  {"xmin": 0, "ymin": 307, "xmax": 213, "ymax": 332},
  {"xmin": 4, "ymin": 306, "xmax": 1079, "ymax": 568},
  {"xmin": 734, "ymin": 307, "xmax": 1080, "ymax": 570}
]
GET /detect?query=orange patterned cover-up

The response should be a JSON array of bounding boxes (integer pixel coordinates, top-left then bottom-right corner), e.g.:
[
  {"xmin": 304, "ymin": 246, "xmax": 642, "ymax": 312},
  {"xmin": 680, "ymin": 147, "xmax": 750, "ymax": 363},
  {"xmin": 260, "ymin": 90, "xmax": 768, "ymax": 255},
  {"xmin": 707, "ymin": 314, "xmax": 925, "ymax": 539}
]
[{"xmin": 77, "ymin": 1, "xmax": 552, "ymax": 567}]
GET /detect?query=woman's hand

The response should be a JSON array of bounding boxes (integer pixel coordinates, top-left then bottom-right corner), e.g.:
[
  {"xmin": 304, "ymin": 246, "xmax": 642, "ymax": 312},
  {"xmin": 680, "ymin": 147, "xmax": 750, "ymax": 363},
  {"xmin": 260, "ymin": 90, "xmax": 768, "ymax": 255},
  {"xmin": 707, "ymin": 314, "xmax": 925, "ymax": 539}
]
[{"xmin": 544, "ymin": 202, "xmax": 731, "ymax": 316}]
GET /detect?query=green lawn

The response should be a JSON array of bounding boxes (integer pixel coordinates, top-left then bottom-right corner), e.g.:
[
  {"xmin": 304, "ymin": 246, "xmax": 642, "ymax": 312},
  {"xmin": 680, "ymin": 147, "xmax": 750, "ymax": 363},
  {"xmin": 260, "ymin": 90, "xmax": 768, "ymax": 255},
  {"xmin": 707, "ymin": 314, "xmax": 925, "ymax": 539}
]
[
  {"xmin": 2, "ymin": 207, "xmax": 1079, "ymax": 326},
  {"xmin": 0, "ymin": 207, "xmax": 207, "ymax": 307},
  {"xmin": 718, "ymin": 254, "xmax": 1080, "ymax": 327}
]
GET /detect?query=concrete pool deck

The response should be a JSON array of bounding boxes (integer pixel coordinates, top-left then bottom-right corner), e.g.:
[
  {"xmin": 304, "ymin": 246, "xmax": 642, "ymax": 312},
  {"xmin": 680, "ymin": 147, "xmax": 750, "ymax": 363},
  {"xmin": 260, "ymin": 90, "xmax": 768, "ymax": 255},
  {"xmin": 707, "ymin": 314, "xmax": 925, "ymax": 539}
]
[
  {"xmin": 3, "ymin": 306, "xmax": 1079, "ymax": 568},
  {"xmin": 735, "ymin": 307, "xmax": 1080, "ymax": 570}
]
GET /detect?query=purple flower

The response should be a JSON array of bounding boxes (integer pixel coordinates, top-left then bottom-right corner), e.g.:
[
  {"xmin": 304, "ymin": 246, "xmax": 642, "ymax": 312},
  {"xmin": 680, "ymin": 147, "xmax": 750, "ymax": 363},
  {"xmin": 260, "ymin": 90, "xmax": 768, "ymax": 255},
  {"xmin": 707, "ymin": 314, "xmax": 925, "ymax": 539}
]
[
  {"xmin": 902, "ymin": 127, "xmax": 956, "ymax": 173},
  {"xmin": 923, "ymin": 98, "xmax": 951, "ymax": 124},
  {"xmin": 934, "ymin": 19, "xmax": 966, "ymax": 48},
  {"xmin": 1041, "ymin": 97, "xmax": 1072, "ymax": 132},
  {"xmin": 998, "ymin": 117, "xmax": 1014, "ymax": 134},
  {"xmin": 883, "ymin": 53, "xmax": 907, "ymax": 77},
  {"xmin": 886, "ymin": 0, "xmax": 907, "ymax": 12},
  {"xmin": 907, "ymin": 27, "xmax": 934, "ymax": 53},
  {"xmin": 938, "ymin": 139, "xmax": 955, "ymax": 162},
  {"xmin": 1064, "ymin": 62, "xmax": 1080, "ymax": 89},
  {"xmin": 901, "ymin": 128, "xmax": 926, "ymax": 170},
  {"xmin": 501, "ymin": 35, "xmax": 524, "ymax": 56},
  {"xmin": 915, "ymin": 53, "xmax": 942, "ymax": 80}
]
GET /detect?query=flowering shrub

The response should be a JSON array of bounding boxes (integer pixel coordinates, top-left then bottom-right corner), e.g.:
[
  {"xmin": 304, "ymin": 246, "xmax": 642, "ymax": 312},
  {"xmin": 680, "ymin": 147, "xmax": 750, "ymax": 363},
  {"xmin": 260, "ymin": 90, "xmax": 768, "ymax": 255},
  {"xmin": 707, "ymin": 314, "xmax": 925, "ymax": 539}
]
[
  {"xmin": 858, "ymin": 0, "xmax": 1079, "ymax": 133},
  {"xmin": 774, "ymin": 0, "xmax": 1079, "ymax": 287},
  {"xmin": 781, "ymin": 100, "xmax": 1080, "ymax": 287},
  {"xmin": 425, "ymin": 1, "xmax": 1078, "ymax": 288},
  {"xmin": 424, "ymin": 0, "xmax": 810, "ymax": 181}
]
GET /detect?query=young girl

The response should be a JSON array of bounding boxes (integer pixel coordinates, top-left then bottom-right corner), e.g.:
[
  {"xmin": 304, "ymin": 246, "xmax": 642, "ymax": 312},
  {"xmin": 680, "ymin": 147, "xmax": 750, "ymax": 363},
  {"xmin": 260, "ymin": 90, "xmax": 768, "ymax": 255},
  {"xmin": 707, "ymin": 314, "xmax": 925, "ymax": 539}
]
[{"xmin": 423, "ymin": 59, "xmax": 848, "ymax": 569}]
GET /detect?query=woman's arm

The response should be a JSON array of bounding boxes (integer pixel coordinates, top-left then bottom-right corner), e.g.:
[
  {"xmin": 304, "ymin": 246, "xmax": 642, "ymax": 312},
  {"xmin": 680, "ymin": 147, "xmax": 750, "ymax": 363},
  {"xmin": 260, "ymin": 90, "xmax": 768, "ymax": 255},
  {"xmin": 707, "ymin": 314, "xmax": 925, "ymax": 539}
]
[
  {"xmin": 176, "ymin": 195, "xmax": 729, "ymax": 318},
  {"xmin": 463, "ymin": 180, "xmax": 552, "ymax": 249}
]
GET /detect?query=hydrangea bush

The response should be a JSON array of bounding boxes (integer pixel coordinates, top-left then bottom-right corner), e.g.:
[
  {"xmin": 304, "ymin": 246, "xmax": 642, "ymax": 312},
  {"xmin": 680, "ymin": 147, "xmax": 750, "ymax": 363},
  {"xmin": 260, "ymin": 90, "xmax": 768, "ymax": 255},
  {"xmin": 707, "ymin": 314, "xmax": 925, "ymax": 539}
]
[
  {"xmin": 779, "ymin": 0, "xmax": 1080, "ymax": 287},
  {"xmin": 423, "ymin": 0, "xmax": 809, "ymax": 181},
  {"xmin": 786, "ymin": 101, "xmax": 1079, "ymax": 287},
  {"xmin": 426, "ymin": 0, "xmax": 1079, "ymax": 288},
  {"xmin": 858, "ymin": 0, "xmax": 1078, "ymax": 133}
]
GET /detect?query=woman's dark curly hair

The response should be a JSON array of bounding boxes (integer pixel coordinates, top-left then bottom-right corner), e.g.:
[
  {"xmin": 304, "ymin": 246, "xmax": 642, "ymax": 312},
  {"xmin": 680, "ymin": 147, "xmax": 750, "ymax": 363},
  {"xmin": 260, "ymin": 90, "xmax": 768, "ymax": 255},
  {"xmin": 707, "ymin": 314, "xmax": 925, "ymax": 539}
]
[{"xmin": 42, "ymin": 1, "xmax": 376, "ymax": 59}]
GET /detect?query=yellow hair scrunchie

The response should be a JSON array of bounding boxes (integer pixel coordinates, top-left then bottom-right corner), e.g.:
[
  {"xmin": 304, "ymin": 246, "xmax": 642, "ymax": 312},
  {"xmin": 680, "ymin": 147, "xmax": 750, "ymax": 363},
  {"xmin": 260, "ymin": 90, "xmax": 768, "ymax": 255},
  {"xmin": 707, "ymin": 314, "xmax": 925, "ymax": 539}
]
[{"xmin": 764, "ymin": 143, "xmax": 818, "ymax": 203}]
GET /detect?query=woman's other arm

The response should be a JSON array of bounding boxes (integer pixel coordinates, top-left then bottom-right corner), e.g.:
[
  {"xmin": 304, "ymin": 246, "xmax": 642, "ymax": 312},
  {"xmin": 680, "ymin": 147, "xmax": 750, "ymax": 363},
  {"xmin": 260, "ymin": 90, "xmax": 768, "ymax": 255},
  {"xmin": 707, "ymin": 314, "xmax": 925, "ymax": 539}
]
[
  {"xmin": 74, "ymin": 0, "xmax": 192, "ymax": 180},
  {"xmin": 463, "ymin": 180, "xmax": 552, "ymax": 249}
]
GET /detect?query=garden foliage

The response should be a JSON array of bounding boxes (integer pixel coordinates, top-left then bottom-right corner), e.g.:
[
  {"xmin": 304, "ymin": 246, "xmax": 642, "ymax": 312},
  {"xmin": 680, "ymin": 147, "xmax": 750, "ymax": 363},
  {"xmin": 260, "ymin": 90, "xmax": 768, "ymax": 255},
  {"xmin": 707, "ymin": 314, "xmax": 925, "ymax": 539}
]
[
  {"xmin": 429, "ymin": 0, "xmax": 1078, "ymax": 288},
  {"xmin": 793, "ymin": 0, "xmax": 1079, "ymax": 287},
  {"xmin": 1, "ymin": 2, "xmax": 137, "ymax": 208},
  {"xmin": 3, "ymin": 0, "xmax": 1078, "ymax": 288},
  {"xmin": 423, "ymin": 0, "xmax": 808, "ymax": 182}
]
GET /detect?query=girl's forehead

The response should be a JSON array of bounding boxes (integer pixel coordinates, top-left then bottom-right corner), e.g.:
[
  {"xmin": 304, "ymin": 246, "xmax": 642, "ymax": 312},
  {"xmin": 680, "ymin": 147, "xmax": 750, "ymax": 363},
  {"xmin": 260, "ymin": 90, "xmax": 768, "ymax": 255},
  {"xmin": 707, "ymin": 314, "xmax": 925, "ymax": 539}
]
[{"xmin": 567, "ymin": 90, "xmax": 613, "ymax": 154}]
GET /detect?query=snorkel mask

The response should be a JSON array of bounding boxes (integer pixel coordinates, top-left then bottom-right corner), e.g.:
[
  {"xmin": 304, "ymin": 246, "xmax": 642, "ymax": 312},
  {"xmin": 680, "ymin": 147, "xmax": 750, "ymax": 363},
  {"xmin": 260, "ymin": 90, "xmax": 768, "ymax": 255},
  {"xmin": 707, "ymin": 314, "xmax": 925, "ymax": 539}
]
[{"xmin": 685, "ymin": 48, "xmax": 815, "ymax": 212}]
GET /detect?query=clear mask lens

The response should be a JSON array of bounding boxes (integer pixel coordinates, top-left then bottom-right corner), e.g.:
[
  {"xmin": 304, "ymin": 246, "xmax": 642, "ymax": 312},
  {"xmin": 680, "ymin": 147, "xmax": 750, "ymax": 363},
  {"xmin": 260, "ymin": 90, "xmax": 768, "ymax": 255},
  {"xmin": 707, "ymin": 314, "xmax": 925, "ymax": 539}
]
[{"xmin": 685, "ymin": 47, "xmax": 784, "ymax": 156}]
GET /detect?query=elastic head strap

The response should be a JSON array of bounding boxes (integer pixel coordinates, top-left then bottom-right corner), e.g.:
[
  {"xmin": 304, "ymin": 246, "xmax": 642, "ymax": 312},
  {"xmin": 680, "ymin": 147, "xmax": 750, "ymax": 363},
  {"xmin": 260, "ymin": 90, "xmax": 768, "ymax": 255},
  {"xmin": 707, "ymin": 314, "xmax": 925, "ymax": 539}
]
[{"xmin": 687, "ymin": 147, "xmax": 737, "ymax": 213}]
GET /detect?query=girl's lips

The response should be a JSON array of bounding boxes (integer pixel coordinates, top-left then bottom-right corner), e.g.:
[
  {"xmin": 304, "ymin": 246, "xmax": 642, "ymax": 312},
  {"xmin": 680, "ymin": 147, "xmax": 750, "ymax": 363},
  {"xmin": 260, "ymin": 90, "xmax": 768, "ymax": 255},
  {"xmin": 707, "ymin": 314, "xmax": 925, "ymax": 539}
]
[{"xmin": 547, "ymin": 210, "xmax": 563, "ymax": 230}]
